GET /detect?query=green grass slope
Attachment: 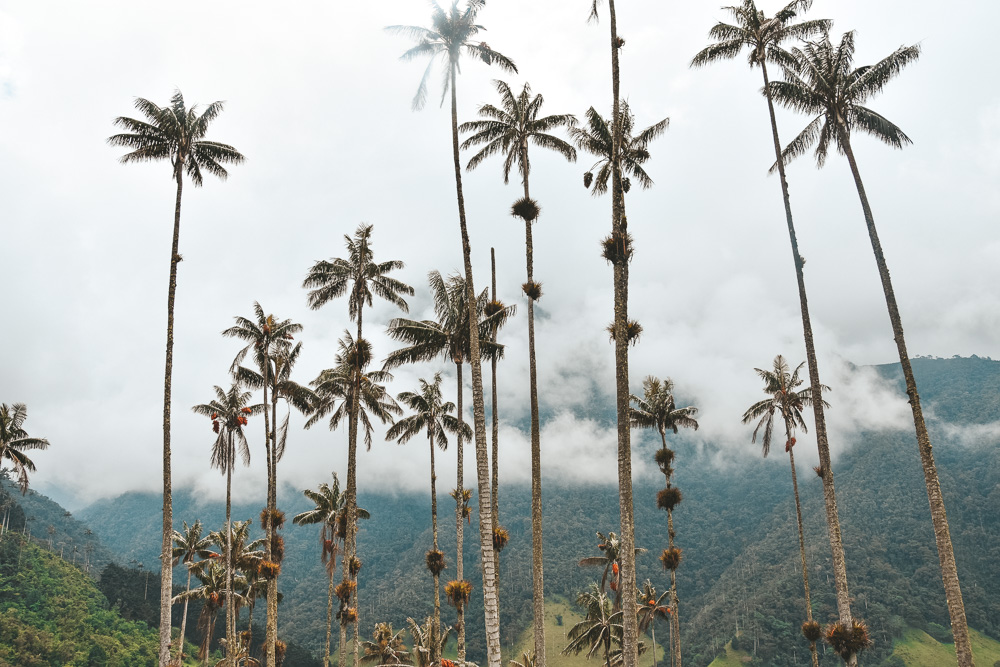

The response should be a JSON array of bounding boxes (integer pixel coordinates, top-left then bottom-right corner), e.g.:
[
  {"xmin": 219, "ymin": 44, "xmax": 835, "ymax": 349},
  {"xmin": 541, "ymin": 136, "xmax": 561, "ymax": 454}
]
[{"xmin": 886, "ymin": 627, "xmax": 1000, "ymax": 667}]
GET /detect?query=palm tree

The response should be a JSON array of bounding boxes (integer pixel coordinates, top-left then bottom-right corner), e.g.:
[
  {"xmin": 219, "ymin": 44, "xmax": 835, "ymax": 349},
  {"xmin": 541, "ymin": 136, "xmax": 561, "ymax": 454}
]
[
  {"xmin": 0, "ymin": 403, "xmax": 50, "ymax": 495},
  {"xmin": 386, "ymin": 374, "xmax": 468, "ymax": 665},
  {"xmin": 578, "ymin": 531, "xmax": 646, "ymax": 608},
  {"xmin": 361, "ymin": 623, "xmax": 412, "ymax": 666},
  {"xmin": 568, "ymin": 102, "xmax": 667, "ymax": 197},
  {"xmin": 305, "ymin": 222, "xmax": 412, "ymax": 667},
  {"xmin": 459, "ymin": 80, "xmax": 576, "ymax": 667},
  {"xmin": 741, "ymin": 356, "xmax": 827, "ymax": 667},
  {"xmin": 768, "ymin": 32, "xmax": 972, "ymax": 666},
  {"xmin": 629, "ymin": 377, "xmax": 697, "ymax": 667},
  {"xmin": 407, "ymin": 616, "xmax": 452, "ymax": 667},
  {"xmin": 384, "ymin": 271, "xmax": 511, "ymax": 662},
  {"xmin": 293, "ymin": 474, "xmax": 371, "ymax": 667},
  {"xmin": 222, "ymin": 304, "xmax": 302, "ymax": 667},
  {"xmin": 563, "ymin": 584, "xmax": 621, "ymax": 667},
  {"xmin": 636, "ymin": 581, "xmax": 670, "ymax": 667},
  {"xmin": 306, "ymin": 332, "xmax": 401, "ymax": 667},
  {"xmin": 388, "ymin": 7, "xmax": 516, "ymax": 665},
  {"xmin": 688, "ymin": 4, "xmax": 862, "ymax": 662},
  {"xmin": 175, "ymin": 560, "xmax": 241, "ymax": 665},
  {"xmin": 171, "ymin": 521, "xmax": 215, "ymax": 665},
  {"xmin": 108, "ymin": 91, "xmax": 244, "ymax": 667},
  {"xmin": 192, "ymin": 383, "xmax": 258, "ymax": 657}
]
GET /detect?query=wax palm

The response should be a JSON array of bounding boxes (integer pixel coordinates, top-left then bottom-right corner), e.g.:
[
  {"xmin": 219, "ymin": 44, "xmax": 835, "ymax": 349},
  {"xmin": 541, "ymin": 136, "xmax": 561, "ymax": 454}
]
[
  {"xmin": 293, "ymin": 474, "xmax": 371, "ymax": 667},
  {"xmin": 223, "ymin": 303, "xmax": 301, "ymax": 667},
  {"xmin": 0, "ymin": 403, "xmax": 49, "ymax": 495},
  {"xmin": 578, "ymin": 532, "xmax": 646, "ymax": 607},
  {"xmin": 407, "ymin": 616, "xmax": 452, "ymax": 667},
  {"xmin": 192, "ymin": 383, "xmax": 259, "ymax": 658},
  {"xmin": 636, "ymin": 581, "xmax": 670, "ymax": 667},
  {"xmin": 629, "ymin": 377, "xmax": 696, "ymax": 667},
  {"xmin": 360, "ymin": 623, "xmax": 411, "ymax": 666},
  {"xmin": 460, "ymin": 81, "xmax": 575, "ymax": 665},
  {"xmin": 305, "ymin": 223, "xmax": 412, "ymax": 667},
  {"xmin": 384, "ymin": 271, "xmax": 511, "ymax": 662},
  {"xmin": 689, "ymin": 7, "xmax": 861, "ymax": 662},
  {"xmin": 563, "ymin": 585, "xmax": 621, "ymax": 667},
  {"xmin": 171, "ymin": 521, "xmax": 214, "ymax": 665},
  {"xmin": 508, "ymin": 652, "xmax": 535, "ymax": 667},
  {"xmin": 174, "ymin": 560, "xmax": 243, "ymax": 665},
  {"xmin": 389, "ymin": 6, "xmax": 516, "ymax": 663},
  {"xmin": 568, "ymin": 102, "xmax": 667, "ymax": 197},
  {"xmin": 741, "ymin": 356, "xmax": 827, "ymax": 667},
  {"xmin": 770, "ymin": 32, "xmax": 972, "ymax": 667},
  {"xmin": 387, "ymin": 374, "xmax": 468, "ymax": 665},
  {"xmin": 109, "ymin": 91, "xmax": 244, "ymax": 666}
]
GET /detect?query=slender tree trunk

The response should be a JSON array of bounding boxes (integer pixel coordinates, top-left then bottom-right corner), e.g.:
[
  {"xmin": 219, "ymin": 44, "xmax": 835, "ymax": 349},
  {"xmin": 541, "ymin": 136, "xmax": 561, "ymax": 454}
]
[
  {"xmin": 430, "ymin": 432, "xmax": 443, "ymax": 666},
  {"xmin": 520, "ymin": 144, "xmax": 547, "ymax": 667},
  {"xmin": 448, "ymin": 60, "xmax": 502, "ymax": 667},
  {"xmin": 226, "ymin": 462, "xmax": 234, "ymax": 661},
  {"xmin": 658, "ymin": 432, "xmax": 682, "ymax": 667},
  {"xmin": 605, "ymin": 4, "xmax": 639, "ymax": 667},
  {"xmin": 177, "ymin": 568, "xmax": 192, "ymax": 666},
  {"xmin": 782, "ymin": 416, "xmax": 818, "ymax": 667},
  {"xmin": 159, "ymin": 174, "xmax": 183, "ymax": 667},
  {"xmin": 489, "ymin": 249, "xmax": 502, "ymax": 606},
  {"xmin": 340, "ymin": 311, "xmax": 365, "ymax": 667},
  {"xmin": 326, "ymin": 562, "xmax": 335, "ymax": 666},
  {"xmin": 760, "ymin": 62, "xmax": 857, "ymax": 664},
  {"xmin": 839, "ymin": 129, "xmax": 973, "ymax": 667},
  {"xmin": 263, "ymin": 349, "xmax": 277, "ymax": 667},
  {"xmin": 455, "ymin": 360, "xmax": 466, "ymax": 662}
]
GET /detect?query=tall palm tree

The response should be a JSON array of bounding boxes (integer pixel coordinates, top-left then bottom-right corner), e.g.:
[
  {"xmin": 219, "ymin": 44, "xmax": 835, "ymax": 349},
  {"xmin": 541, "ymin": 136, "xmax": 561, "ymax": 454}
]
[
  {"xmin": 306, "ymin": 332, "xmax": 401, "ymax": 667},
  {"xmin": 388, "ymin": 7, "xmax": 516, "ymax": 665},
  {"xmin": 459, "ymin": 80, "xmax": 576, "ymax": 667},
  {"xmin": 688, "ymin": 5, "xmax": 865, "ymax": 662},
  {"xmin": 384, "ymin": 270, "xmax": 511, "ymax": 662},
  {"xmin": 568, "ymin": 102, "xmax": 668, "ymax": 197},
  {"xmin": 361, "ymin": 622, "xmax": 412, "ymax": 666},
  {"xmin": 191, "ymin": 383, "xmax": 258, "ymax": 660},
  {"xmin": 636, "ymin": 581, "xmax": 670, "ymax": 667},
  {"xmin": 407, "ymin": 616, "xmax": 452, "ymax": 667},
  {"xmin": 175, "ymin": 560, "xmax": 241, "ymax": 665},
  {"xmin": 171, "ymin": 521, "xmax": 214, "ymax": 665},
  {"xmin": 768, "ymin": 32, "xmax": 972, "ymax": 667},
  {"xmin": 630, "ymin": 377, "xmax": 697, "ymax": 667},
  {"xmin": 108, "ymin": 91, "xmax": 244, "ymax": 667},
  {"xmin": 222, "ymin": 304, "xmax": 301, "ymax": 667},
  {"xmin": 741, "ymin": 356, "xmax": 827, "ymax": 667},
  {"xmin": 387, "ymin": 374, "xmax": 470, "ymax": 664},
  {"xmin": 294, "ymin": 474, "xmax": 370, "ymax": 667},
  {"xmin": 305, "ymin": 222, "xmax": 412, "ymax": 667},
  {"xmin": 0, "ymin": 403, "xmax": 50, "ymax": 495}
]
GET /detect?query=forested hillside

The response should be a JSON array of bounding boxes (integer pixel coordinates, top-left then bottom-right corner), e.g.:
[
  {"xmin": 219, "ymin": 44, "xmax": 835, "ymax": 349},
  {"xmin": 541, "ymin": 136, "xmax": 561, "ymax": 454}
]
[{"xmin": 75, "ymin": 357, "xmax": 1000, "ymax": 665}]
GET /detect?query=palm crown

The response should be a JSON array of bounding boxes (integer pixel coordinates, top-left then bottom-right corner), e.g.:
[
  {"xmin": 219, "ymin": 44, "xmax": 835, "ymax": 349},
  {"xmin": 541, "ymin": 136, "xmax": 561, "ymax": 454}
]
[
  {"xmin": 0, "ymin": 403, "xmax": 49, "ymax": 494},
  {"xmin": 171, "ymin": 520, "xmax": 215, "ymax": 568},
  {"xmin": 107, "ymin": 90, "xmax": 244, "ymax": 185},
  {"xmin": 768, "ymin": 31, "xmax": 920, "ymax": 168},
  {"xmin": 191, "ymin": 383, "xmax": 261, "ymax": 474},
  {"xmin": 387, "ymin": 0, "xmax": 517, "ymax": 111},
  {"xmin": 689, "ymin": 0, "xmax": 830, "ymax": 72},
  {"xmin": 459, "ymin": 80, "xmax": 577, "ymax": 184},
  {"xmin": 387, "ymin": 373, "xmax": 470, "ymax": 449},
  {"xmin": 741, "ymin": 355, "xmax": 829, "ymax": 456},
  {"xmin": 629, "ymin": 377, "xmax": 699, "ymax": 438},
  {"xmin": 569, "ymin": 101, "xmax": 668, "ymax": 196}
]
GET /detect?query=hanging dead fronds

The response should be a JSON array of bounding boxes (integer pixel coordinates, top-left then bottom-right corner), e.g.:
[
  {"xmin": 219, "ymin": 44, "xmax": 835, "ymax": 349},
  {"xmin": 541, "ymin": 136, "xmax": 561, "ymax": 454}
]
[
  {"xmin": 511, "ymin": 197, "xmax": 540, "ymax": 222},
  {"xmin": 426, "ymin": 549, "xmax": 447, "ymax": 575},
  {"xmin": 657, "ymin": 487, "xmax": 683, "ymax": 512},
  {"xmin": 659, "ymin": 547, "xmax": 682, "ymax": 571}
]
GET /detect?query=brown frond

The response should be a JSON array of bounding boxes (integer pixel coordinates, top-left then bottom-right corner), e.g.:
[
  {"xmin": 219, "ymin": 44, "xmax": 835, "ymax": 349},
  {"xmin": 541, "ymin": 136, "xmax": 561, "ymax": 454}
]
[
  {"xmin": 511, "ymin": 196, "xmax": 540, "ymax": 222},
  {"xmin": 258, "ymin": 560, "xmax": 281, "ymax": 580},
  {"xmin": 657, "ymin": 487, "xmax": 683, "ymax": 511},
  {"xmin": 654, "ymin": 447, "xmax": 675, "ymax": 474},
  {"xmin": 601, "ymin": 231, "xmax": 633, "ymax": 264},
  {"xmin": 802, "ymin": 620, "xmax": 822, "ymax": 643},
  {"xmin": 349, "ymin": 556, "xmax": 363, "ymax": 576},
  {"xmin": 522, "ymin": 280, "xmax": 543, "ymax": 301},
  {"xmin": 659, "ymin": 547, "xmax": 682, "ymax": 571},
  {"xmin": 426, "ymin": 549, "xmax": 447, "ymax": 575},
  {"xmin": 270, "ymin": 534, "xmax": 285, "ymax": 563},
  {"xmin": 493, "ymin": 526, "xmax": 510, "ymax": 552},
  {"xmin": 813, "ymin": 465, "xmax": 824, "ymax": 478},
  {"xmin": 335, "ymin": 580, "xmax": 357, "ymax": 602},
  {"xmin": 607, "ymin": 319, "xmax": 643, "ymax": 346},
  {"xmin": 445, "ymin": 580, "xmax": 473, "ymax": 609},
  {"xmin": 825, "ymin": 619, "xmax": 872, "ymax": 661}
]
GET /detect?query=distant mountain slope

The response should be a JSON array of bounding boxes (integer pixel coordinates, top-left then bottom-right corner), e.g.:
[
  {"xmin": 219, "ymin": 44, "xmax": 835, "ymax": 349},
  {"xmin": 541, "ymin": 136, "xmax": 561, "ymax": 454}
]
[{"xmin": 77, "ymin": 357, "xmax": 1000, "ymax": 665}]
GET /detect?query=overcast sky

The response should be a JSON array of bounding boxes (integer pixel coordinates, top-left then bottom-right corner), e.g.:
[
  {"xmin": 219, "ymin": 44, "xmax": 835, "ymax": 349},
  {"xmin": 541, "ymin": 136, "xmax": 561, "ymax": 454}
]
[{"xmin": 1, "ymin": 0, "xmax": 998, "ymax": 510}]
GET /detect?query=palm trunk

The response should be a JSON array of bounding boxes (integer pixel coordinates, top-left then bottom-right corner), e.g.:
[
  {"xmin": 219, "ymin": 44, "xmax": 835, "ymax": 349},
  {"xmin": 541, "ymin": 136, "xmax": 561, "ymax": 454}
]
[
  {"xmin": 159, "ymin": 173, "xmax": 183, "ymax": 667},
  {"xmin": 448, "ymin": 59, "xmax": 502, "ymax": 667},
  {"xmin": 430, "ymin": 431, "xmax": 443, "ymax": 666},
  {"xmin": 760, "ymin": 62, "xmax": 857, "ymax": 664},
  {"xmin": 658, "ymin": 432, "xmax": 681, "ymax": 667},
  {"xmin": 263, "ymin": 349, "xmax": 277, "ymax": 667},
  {"xmin": 782, "ymin": 416, "xmax": 818, "ymax": 667},
  {"xmin": 340, "ymin": 311, "xmax": 364, "ymax": 667},
  {"xmin": 455, "ymin": 360, "xmax": 466, "ymax": 662},
  {"xmin": 520, "ymin": 145, "xmax": 547, "ymax": 667},
  {"xmin": 651, "ymin": 624, "xmax": 657, "ymax": 667},
  {"xmin": 489, "ymin": 249, "xmax": 502, "ymax": 605},
  {"xmin": 839, "ymin": 129, "xmax": 973, "ymax": 667},
  {"xmin": 177, "ymin": 568, "xmax": 193, "ymax": 666},
  {"xmin": 226, "ymin": 462, "xmax": 234, "ymax": 661},
  {"xmin": 606, "ymin": 4, "xmax": 639, "ymax": 667},
  {"xmin": 326, "ymin": 562, "xmax": 335, "ymax": 666}
]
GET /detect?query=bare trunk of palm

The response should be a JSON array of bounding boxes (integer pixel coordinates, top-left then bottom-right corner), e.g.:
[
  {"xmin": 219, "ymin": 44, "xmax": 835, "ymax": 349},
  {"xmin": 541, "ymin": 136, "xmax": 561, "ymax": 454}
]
[
  {"xmin": 658, "ymin": 433, "xmax": 681, "ymax": 667},
  {"xmin": 340, "ymin": 312, "xmax": 365, "ymax": 667},
  {"xmin": 159, "ymin": 174, "xmax": 182, "ymax": 667},
  {"xmin": 455, "ymin": 360, "xmax": 467, "ymax": 662},
  {"xmin": 839, "ymin": 130, "xmax": 973, "ymax": 667},
  {"xmin": 489, "ymin": 249, "xmax": 502, "ymax": 605},
  {"xmin": 226, "ymin": 463, "xmax": 234, "ymax": 661},
  {"xmin": 606, "ymin": 5, "xmax": 639, "ymax": 667},
  {"xmin": 263, "ymin": 350, "xmax": 277, "ymax": 667},
  {"xmin": 782, "ymin": 416, "xmax": 818, "ymax": 667},
  {"xmin": 430, "ymin": 432, "xmax": 443, "ymax": 666},
  {"xmin": 326, "ymin": 562, "xmax": 335, "ymax": 666},
  {"xmin": 176, "ymin": 569, "xmax": 192, "ymax": 666},
  {"xmin": 760, "ymin": 62, "xmax": 857, "ymax": 665},
  {"xmin": 448, "ymin": 60, "xmax": 502, "ymax": 667},
  {"xmin": 520, "ymin": 145, "xmax": 547, "ymax": 667}
]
